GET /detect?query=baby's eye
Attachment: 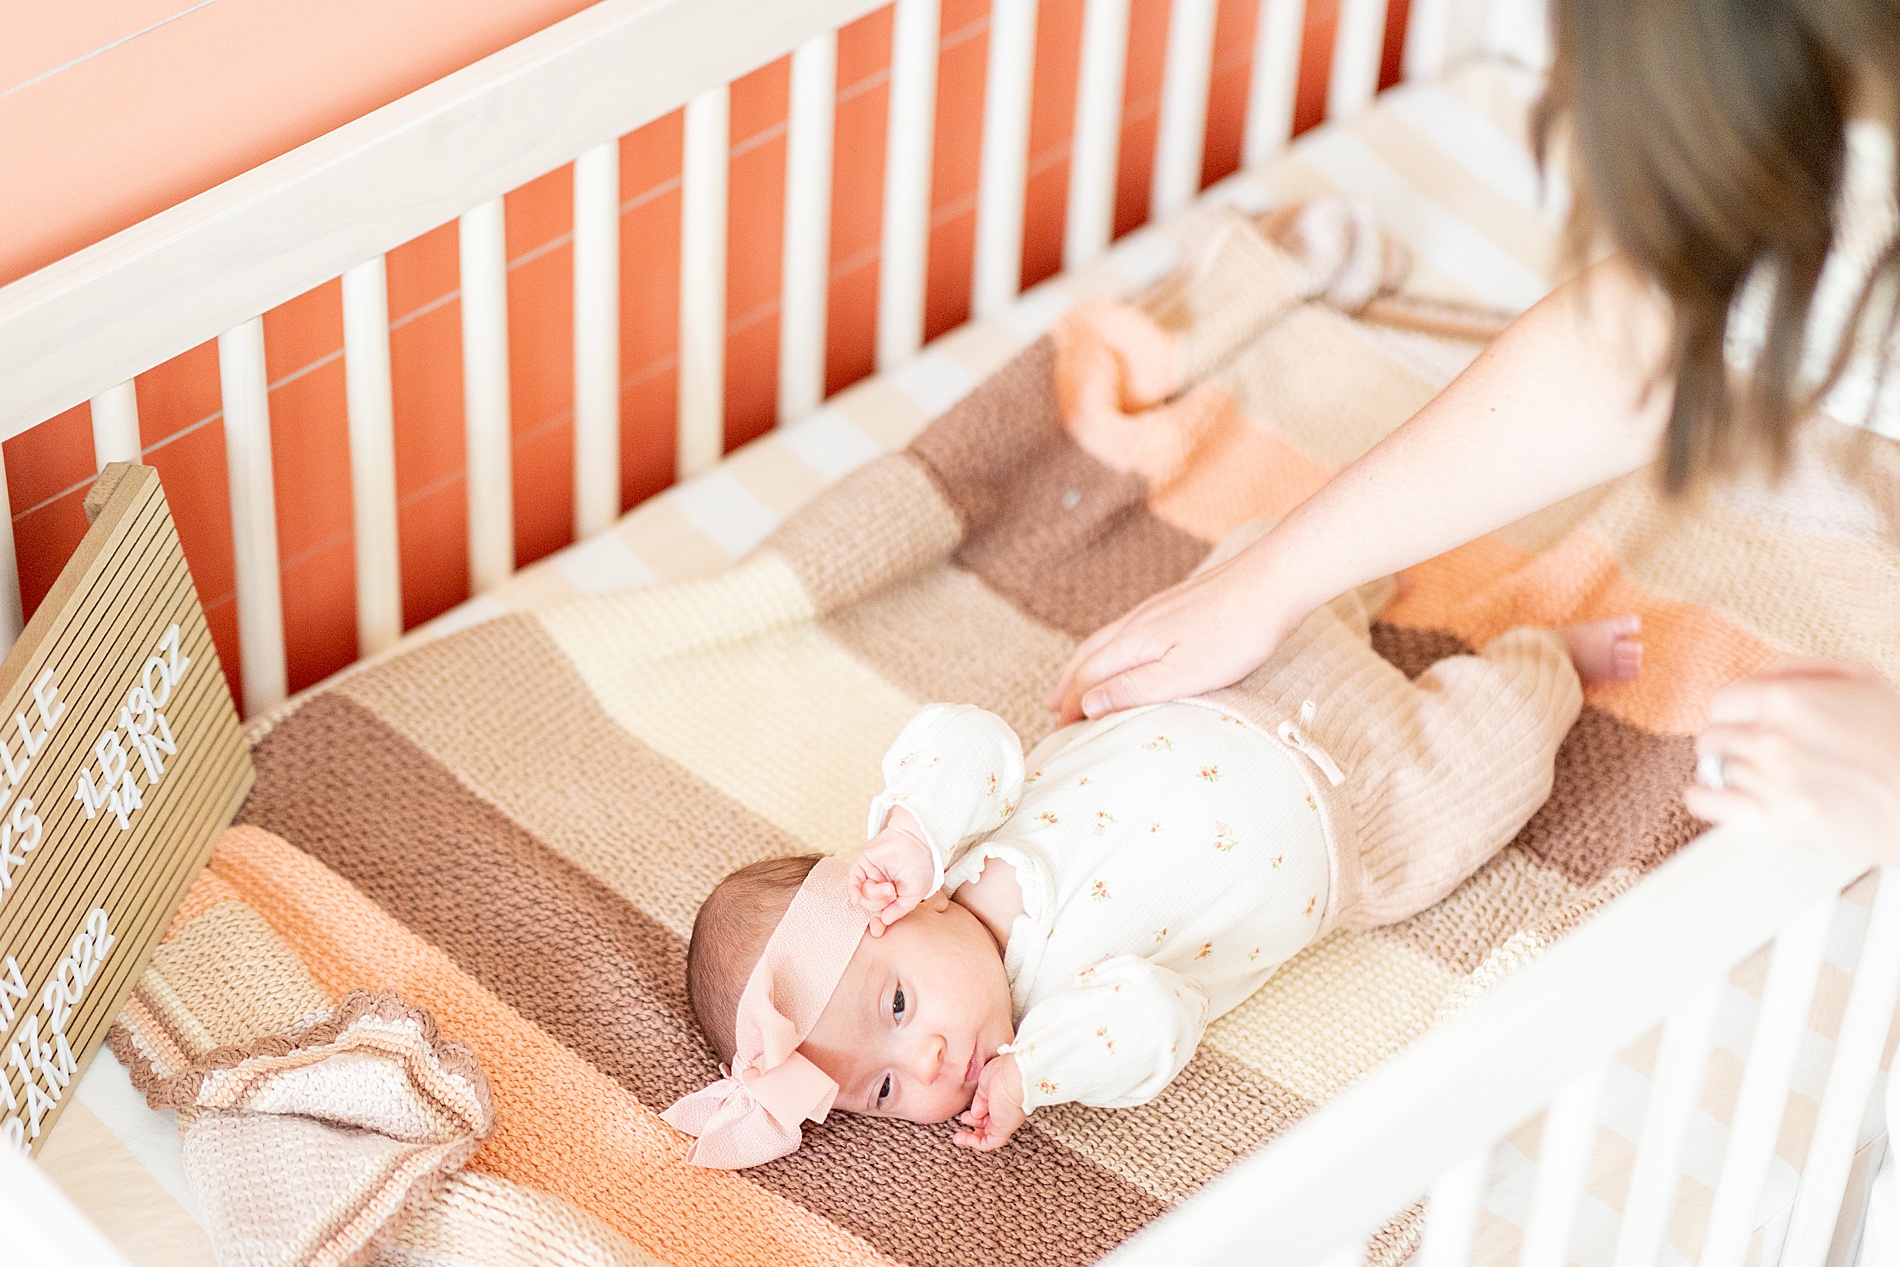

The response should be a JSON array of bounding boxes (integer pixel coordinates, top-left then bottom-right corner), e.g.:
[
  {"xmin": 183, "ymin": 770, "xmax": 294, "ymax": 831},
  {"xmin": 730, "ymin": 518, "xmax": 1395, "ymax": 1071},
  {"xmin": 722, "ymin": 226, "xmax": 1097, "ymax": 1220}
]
[
  {"xmin": 892, "ymin": 986, "xmax": 907, "ymax": 1023},
  {"xmin": 877, "ymin": 1075, "xmax": 893, "ymax": 1107}
]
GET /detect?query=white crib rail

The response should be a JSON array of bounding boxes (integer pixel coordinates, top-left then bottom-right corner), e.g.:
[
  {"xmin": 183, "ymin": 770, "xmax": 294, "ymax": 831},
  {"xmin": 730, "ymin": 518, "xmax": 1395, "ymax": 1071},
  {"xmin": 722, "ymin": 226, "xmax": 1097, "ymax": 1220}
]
[
  {"xmin": 973, "ymin": 0, "xmax": 1039, "ymax": 320},
  {"xmin": 573, "ymin": 141, "xmax": 623, "ymax": 538},
  {"xmin": 1102, "ymin": 828, "xmax": 1886, "ymax": 1267},
  {"xmin": 679, "ymin": 85, "xmax": 732, "ymax": 481},
  {"xmin": 459, "ymin": 197, "xmax": 516, "ymax": 597},
  {"xmin": 340, "ymin": 257, "xmax": 404, "ymax": 658},
  {"xmin": 1062, "ymin": 0, "xmax": 1132, "ymax": 269},
  {"xmin": 778, "ymin": 31, "xmax": 839, "ymax": 424},
  {"xmin": 217, "ymin": 318, "xmax": 289, "ymax": 717},
  {"xmin": 1151, "ymin": 0, "xmax": 1220, "ymax": 220},
  {"xmin": 876, "ymin": 0, "xmax": 941, "ymax": 371}
]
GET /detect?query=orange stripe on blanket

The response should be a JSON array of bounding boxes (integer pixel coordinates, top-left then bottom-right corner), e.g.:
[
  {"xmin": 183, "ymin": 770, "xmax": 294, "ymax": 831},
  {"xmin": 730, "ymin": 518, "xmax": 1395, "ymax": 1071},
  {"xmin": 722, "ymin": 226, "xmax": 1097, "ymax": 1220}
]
[
  {"xmin": 1147, "ymin": 401, "xmax": 1335, "ymax": 542},
  {"xmin": 1049, "ymin": 305, "xmax": 1334, "ymax": 543},
  {"xmin": 207, "ymin": 825, "xmax": 897, "ymax": 1267},
  {"xmin": 165, "ymin": 871, "xmax": 245, "ymax": 938},
  {"xmin": 1384, "ymin": 530, "xmax": 1779, "ymax": 735},
  {"xmin": 1050, "ymin": 301, "xmax": 1183, "ymax": 425}
]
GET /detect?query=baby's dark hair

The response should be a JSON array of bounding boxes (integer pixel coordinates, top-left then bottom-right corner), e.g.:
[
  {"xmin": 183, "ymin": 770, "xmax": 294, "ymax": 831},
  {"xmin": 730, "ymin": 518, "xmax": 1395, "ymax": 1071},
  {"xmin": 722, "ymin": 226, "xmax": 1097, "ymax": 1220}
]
[{"xmin": 687, "ymin": 853, "xmax": 823, "ymax": 1066}]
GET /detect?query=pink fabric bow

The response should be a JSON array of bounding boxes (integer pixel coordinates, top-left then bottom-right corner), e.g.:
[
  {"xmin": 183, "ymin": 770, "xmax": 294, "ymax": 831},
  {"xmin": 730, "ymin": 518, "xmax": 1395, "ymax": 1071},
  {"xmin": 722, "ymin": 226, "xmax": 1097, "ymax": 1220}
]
[{"xmin": 662, "ymin": 855, "xmax": 869, "ymax": 1168}]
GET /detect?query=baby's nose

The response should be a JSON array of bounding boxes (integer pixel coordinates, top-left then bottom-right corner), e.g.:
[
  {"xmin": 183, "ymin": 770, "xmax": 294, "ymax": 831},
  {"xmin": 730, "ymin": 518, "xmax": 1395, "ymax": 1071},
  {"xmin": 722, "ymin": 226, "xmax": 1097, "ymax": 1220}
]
[{"xmin": 908, "ymin": 1035, "xmax": 947, "ymax": 1084}]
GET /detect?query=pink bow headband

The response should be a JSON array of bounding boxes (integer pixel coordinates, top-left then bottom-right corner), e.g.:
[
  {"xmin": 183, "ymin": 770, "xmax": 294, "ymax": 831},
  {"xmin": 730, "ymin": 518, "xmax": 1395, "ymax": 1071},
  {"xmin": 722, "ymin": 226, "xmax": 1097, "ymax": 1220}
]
[{"xmin": 661, "ymin": 855, "xmax": 869, "ymax": 1168}]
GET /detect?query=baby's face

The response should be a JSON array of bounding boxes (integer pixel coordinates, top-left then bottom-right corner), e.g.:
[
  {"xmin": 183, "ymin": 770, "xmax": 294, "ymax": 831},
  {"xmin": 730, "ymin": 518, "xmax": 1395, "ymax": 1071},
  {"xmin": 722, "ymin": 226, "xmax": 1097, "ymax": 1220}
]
[{"xmin": 800, "ymin": 893, "xmax": 1014, "ymax": 1124}]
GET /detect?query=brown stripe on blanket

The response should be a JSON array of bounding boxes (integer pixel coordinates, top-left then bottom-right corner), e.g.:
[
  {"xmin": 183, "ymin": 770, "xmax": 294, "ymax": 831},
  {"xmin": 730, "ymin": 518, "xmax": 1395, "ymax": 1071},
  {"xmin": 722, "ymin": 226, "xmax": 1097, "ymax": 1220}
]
[
  {"xmin": 1510, "ymin": 707, "xmax": 1700, "ymax": 886},
  {"xmin": 907, "ymin": 337, "xmax": 1210, "ymax": 638},
  {"xmin": 908, "ymin": 339, "xmax": 1066, "ymax": 533},
  {"xmin": 1368, "ymin": 623, "xmax": 1472, "ymax": 680},
  {"xmin": 335, "ymin": 613, "xmax": 806, "ymax": 936},
  {"xmin": 820, "ymin": 564, "xmax": 1076, "ymax": 748},
  {"xmin": 757, "ymin": 454, "xmax": 965, "ymax": 616},
  {"xmin": 240, "ymin": 694, "xmax": 1163, "ymax": 1267}
]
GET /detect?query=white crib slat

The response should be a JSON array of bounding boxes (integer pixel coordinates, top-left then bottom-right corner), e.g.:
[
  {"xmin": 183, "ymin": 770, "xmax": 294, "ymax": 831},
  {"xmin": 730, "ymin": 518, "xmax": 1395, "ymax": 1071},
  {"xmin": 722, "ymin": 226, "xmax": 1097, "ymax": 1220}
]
[
  {"xmin": 340, "ymin": 257, "xmax": 404, "ymax": 657},
  {"xmin": 1701, "ymin": 896, "xmax": 1837, "ymax": 1267},
  {"xmin": 1401, "ymin": 0, "xmax": 1455, "ymax": 81},
  {"xmin": 679, "ymin": 84, "xmax": 730, "ymax": 481},
  {"xmin": 0, "ymin": 450, "xmax": 23, "ymax": 652},
  {"xmin": 216, "ymin": 318, "xmax": 287, "ymax": 719},
  {"xmin": 972, "ymin": 0, "xmax": 1038, "ymax": 319},
  {"xmin": 1242, "ymin": 0, "xmax": 1307, "ymax": 169},
  {"xmin": 89, "ymin": 381, "xmax": 141, "ymax": 469},
  {"xmin": 1518, "ymin": 1061, "xmax": 1605, "ymax": 1267},
  {"xmin": 1150, "ymin": 0, "xmax": 1218, "ymax": 219},
  {"xmin": 1782, "ymin": 873, "xmax": 1900, "ymax": 1267},
  {"xmin": 1485, "ymin": 0, "xmax": 1551, "ymax": 73},
  {"xmin": 458, "ymin": 197, "xmax": 515, "ymax": 595},
  {"xmin": 573, "ymin": 141, "xmax": 622, "ymax": 538},
  {"xmin": 779, "ymin": 31, "xmax": 837, "ymax": 425},
  {"xmin": 1418, "ymin": 1145, "xmax": 1491, "ymax": 1267},
  {"xmin": 1062, "ymin": 0, "xmax": 1131, "ymax": 269},
  {"xmin": 877, "ymin": 0, "xmax": 940, "ymax": 370},
  {"xmin": 1611, "ymin": 980, "xmax": 1723, "ymax": 1267},
  {"xmin": 1327, "ymin": 0, "xmax": 1390, "ymax": 121}
]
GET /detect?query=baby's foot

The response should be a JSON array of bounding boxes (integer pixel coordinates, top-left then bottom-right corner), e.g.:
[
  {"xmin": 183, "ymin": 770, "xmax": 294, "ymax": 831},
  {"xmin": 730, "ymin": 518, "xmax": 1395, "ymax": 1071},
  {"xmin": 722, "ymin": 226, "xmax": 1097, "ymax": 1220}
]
[{"xmin": 1558, "ymin": 615, "xmax": 1643, "ymax": 684}]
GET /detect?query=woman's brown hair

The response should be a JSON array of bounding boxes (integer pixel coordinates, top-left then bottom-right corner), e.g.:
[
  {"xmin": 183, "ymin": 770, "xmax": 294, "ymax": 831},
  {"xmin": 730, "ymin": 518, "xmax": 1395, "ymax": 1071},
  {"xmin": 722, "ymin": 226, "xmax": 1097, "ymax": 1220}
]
[{"xmin": 1540, "ymin": 0, "xmax": 1900, "ymax": 492}]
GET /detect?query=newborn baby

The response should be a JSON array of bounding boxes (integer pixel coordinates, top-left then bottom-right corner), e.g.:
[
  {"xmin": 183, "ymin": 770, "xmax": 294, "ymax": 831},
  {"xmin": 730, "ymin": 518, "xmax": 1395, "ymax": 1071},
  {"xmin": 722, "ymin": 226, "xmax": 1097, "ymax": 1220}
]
[{"xmin": 666, "ymin": 568, "xmax": 1640, "ymax": 1166}]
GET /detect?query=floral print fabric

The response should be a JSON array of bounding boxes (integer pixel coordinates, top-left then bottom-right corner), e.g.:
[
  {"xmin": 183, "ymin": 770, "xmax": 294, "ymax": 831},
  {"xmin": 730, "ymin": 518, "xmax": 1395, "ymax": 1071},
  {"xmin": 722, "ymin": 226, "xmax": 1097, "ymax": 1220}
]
[{"xmin": 865, "ymin": 702, "xmax": 1329, "ymax": 1112}]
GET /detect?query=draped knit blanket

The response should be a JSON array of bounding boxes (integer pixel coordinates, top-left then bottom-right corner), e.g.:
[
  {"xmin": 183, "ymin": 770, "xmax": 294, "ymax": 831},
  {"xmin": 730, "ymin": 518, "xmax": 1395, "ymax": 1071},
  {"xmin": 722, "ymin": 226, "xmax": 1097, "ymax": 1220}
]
[
  {"xmin": 107, "ymin": 207, "xmax": 1900, "ymax": 1267},
  {"xmin": 135, "ymin": 992, "xmax": 485, "ymax": 1267}
]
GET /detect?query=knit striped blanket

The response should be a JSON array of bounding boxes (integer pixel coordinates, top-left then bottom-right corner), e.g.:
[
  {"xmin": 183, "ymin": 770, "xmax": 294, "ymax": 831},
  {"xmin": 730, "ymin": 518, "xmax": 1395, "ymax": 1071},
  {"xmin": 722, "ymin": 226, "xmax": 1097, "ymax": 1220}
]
[{"xmin": 107, "ymin": 207, "xmax": 1899, "ymax": 1267}]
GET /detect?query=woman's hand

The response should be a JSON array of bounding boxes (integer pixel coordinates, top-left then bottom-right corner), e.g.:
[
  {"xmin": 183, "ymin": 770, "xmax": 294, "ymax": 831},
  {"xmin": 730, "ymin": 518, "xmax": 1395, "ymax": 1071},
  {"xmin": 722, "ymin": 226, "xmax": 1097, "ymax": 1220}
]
[
  {"xmin": 1046, "ymin": 546, "xmax": 1303, "ymax": 724},
  {"xmin": 847, "ymin": 807, "xmax": 936, "ymax": 936},
  {"xmin": 1687, "ymin": 660, "xmax": 1900, "ymax": 865},
  {"xmin": 953, "ymin": 1053, "xmax": 1026, "ymax": 1151}
]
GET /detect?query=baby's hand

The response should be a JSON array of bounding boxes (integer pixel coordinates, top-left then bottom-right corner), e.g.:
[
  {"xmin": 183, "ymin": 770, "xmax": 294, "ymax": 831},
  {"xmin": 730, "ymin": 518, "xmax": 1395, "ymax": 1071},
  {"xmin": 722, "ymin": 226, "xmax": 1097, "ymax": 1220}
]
[
  {"xmin": 848, "ymin": 808, "xmax": 934, "ymax": 937},
  {"xmin": 954, "ymin": 1053, "xmax": 1026, "ymax": 1151}
]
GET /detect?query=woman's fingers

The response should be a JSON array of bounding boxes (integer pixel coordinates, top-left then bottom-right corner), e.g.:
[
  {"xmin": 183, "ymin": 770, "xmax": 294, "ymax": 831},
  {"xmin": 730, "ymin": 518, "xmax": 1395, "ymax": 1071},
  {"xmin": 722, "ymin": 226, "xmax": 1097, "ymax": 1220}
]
[
  {"xmin": 1694, "ymin": 724, "xmax": 1780, "ymax": 777},
  {"xmin": 1682, "ymin": 780, "xmax": 1768, "ymax": 827},
  {"xmin": 1744, "ymin": 657, "xmax": 1871, "ymax": 684},
  {"xmin": 1080, "ymin": 657, "xmax": 1186, "ymax": 720},
  {"xmin": 1048, "ymin": 610, "xmax": 1141, "ymax": 713},
  {"xmin": 1056, "ymin": 618, "xmax": 1182, "ymax": 722},
  {"xmin": 1705, "ymin": 668, "xmax": 1860, "ymax": 732}
]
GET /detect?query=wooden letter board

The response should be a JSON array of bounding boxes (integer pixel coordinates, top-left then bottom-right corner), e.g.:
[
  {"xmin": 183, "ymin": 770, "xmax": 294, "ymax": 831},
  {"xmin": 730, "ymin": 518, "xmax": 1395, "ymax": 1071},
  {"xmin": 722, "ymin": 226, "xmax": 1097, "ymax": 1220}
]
[{"xmin": 0, "ymin": 463, "xmax": 252, "ymax": 1153}]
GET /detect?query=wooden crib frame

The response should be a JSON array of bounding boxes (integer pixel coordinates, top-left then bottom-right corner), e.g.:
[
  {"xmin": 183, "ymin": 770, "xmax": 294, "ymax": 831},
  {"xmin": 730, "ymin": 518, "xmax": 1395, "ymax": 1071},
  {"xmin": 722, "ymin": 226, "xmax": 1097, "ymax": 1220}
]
[{"xmin": 0, "ymin": 1, "xmax": 1891, "ymax": 1263}]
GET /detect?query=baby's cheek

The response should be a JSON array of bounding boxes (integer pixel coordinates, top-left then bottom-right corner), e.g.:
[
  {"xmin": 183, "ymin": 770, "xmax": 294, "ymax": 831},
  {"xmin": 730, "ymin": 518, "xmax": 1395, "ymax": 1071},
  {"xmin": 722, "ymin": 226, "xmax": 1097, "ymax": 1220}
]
[{"xmin": 917, "ymin": 1083, "xmax": 977, "ymax": 1124}]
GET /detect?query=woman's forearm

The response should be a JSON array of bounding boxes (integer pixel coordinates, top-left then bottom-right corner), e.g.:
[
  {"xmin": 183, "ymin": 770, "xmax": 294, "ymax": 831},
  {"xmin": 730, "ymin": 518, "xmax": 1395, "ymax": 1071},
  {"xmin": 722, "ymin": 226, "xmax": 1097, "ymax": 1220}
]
[{"xmin": 1246, "ymin": 254, "xmax": 1675, "ymax": 616}]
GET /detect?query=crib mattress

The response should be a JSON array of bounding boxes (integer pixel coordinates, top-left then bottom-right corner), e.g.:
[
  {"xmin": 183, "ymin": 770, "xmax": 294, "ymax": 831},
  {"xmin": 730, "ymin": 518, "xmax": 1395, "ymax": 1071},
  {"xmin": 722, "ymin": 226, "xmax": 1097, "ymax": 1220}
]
[{"xmin": 38, "ymin": 56, "xmax": 1888, "ymax": 1267}]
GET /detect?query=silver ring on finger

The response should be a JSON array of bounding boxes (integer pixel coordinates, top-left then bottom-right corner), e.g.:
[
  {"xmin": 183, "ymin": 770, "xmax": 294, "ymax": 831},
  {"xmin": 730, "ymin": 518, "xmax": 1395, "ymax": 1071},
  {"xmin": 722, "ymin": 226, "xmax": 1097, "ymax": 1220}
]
[{"xmin": 1696, "ymin": 750, "xmax": 1728, "ymax": 791}]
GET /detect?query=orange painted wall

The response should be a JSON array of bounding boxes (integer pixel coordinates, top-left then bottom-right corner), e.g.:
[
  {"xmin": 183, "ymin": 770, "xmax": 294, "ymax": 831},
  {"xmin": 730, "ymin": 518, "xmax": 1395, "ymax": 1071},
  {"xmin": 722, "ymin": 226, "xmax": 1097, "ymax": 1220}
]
[{"xmin": 3, "ymin": 0, "xmax": 1408, "ymax": 705}]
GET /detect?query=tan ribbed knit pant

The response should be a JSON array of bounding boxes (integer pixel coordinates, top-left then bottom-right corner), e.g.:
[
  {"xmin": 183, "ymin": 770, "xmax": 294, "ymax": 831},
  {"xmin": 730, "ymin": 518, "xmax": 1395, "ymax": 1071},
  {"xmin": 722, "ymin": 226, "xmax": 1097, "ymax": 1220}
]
[{"xmin": 1199, "ymin": 523, "xmax": 1583, "ymax": 932}]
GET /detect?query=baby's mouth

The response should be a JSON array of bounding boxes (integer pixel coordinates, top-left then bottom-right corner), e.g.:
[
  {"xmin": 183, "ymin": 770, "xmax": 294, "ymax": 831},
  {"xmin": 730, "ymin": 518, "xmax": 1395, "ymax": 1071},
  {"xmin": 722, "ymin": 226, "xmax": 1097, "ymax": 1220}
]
[{"xmin": 964, "ymin": 1048, "xmax": 983, "ymax": 1085}]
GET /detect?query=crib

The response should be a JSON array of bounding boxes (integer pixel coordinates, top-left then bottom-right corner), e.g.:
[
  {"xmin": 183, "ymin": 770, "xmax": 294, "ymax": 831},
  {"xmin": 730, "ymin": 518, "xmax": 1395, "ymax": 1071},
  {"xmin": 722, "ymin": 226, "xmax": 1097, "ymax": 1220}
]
[{"xmin": 0, "ymin": 0, "xmax": 1893, "ymax": 1264}]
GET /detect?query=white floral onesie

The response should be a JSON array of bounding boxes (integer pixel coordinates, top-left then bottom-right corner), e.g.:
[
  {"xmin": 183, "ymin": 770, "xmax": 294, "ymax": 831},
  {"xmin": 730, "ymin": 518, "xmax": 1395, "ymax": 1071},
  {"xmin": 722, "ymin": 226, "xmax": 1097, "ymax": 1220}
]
[{"xmin": 866, "ymin": 701, "xmax": 1330, "ymax": 1114}]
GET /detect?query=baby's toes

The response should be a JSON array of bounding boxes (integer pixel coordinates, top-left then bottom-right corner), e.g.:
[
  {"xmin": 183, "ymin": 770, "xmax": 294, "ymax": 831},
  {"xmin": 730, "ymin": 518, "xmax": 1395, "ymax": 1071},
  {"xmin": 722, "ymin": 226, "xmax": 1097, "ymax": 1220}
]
[{"xmin": 1610, "ymin": 637, "xmax": 1644, "ymax": 682}]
